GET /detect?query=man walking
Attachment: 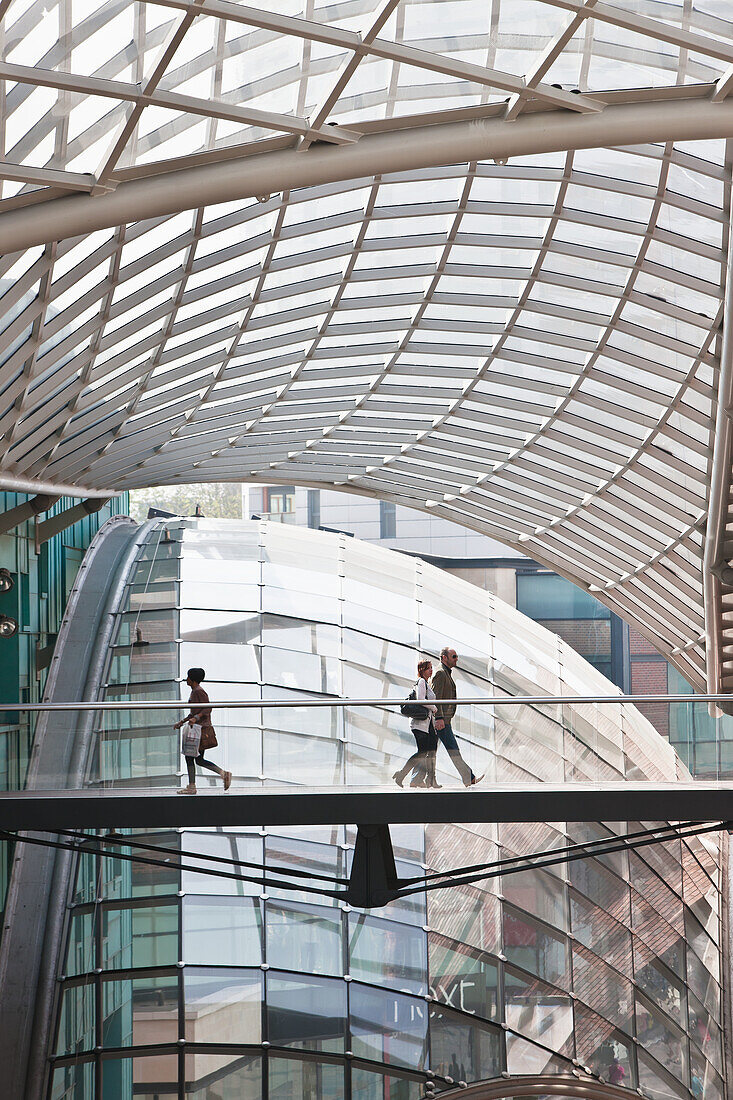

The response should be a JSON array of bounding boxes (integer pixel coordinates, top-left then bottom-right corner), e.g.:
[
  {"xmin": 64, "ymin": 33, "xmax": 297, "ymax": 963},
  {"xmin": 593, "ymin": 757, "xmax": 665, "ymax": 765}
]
[{"xmin": 431, "ymin": 646, "xmax": 483, "ymax": 787}]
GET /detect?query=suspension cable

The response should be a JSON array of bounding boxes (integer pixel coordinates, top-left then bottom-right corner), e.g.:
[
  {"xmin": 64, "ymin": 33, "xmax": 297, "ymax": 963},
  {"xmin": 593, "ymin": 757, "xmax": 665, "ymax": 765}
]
[
  {"xmin": 396, "ymin": 820, "xmax": 729, "ymax": 898},
  {"xmin": 400, "ymin": 819, "xmax": 713, "ymax": 887},
  {"xmin": 0, "ymin": 830, "xmax": 346, "ymax": 900},
  {"xmin": 53, "ymin": 827, "xmax": 349, "ymax": 886}
]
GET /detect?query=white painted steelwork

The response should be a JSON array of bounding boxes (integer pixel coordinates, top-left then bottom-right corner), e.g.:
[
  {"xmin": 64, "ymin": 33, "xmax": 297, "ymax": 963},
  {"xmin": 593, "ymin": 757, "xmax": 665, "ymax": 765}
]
[{"xmin": 1, "ymin": 0, "xmax": 733, "ymax": 695}]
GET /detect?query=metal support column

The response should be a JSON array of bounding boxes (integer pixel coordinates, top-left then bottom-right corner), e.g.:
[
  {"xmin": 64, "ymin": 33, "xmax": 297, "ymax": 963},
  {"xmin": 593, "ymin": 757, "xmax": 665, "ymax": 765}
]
[{"xmin": 345, "ymin": 824, "xmax": 400, "ymax": 909}]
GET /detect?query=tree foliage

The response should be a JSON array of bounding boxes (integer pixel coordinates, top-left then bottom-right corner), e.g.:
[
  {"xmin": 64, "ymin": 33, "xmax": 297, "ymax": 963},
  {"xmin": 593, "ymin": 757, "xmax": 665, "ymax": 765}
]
[{"xmin": 128, "ymin": 482, "xmax": 243, "ymax": 522}]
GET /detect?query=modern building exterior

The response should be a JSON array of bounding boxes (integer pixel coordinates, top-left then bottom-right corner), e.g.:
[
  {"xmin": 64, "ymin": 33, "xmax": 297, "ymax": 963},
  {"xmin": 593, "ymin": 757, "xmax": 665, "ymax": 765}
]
[
  {"xmin": 13, "ymin": 518, "xmax": 722, "ymax": 1100},
  {"xmin": 0, "ymin": 490, "xmax": 128, "ymax": 907},
  {"xmin": 3, "ymin": 4, "xmax": 733, "ymax": 1099},
  {"xmin": 244, "ymin": 484, "xmax": 733, "ymax": 779}
]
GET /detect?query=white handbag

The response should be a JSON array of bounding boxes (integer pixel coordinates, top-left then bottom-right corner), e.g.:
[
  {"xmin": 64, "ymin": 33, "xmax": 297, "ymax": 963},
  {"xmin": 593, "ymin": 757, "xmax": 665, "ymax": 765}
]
[{"xmin": 182, "ymin": 722, "xmax": 202, "ymax": 757}]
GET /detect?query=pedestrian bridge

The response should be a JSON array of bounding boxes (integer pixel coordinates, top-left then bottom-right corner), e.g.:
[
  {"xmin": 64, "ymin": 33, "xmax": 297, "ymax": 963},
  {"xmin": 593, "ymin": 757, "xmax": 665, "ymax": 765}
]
[{"xmin": 1, "ymin": 781, "xmax": 732, "ymax": 830}]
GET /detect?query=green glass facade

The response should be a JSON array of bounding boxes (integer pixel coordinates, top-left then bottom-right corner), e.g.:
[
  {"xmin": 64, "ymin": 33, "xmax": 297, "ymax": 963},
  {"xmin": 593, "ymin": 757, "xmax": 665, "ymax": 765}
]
[{"xmin": 0, "ymin": 491, "xmax": 129, "ymax": 906}]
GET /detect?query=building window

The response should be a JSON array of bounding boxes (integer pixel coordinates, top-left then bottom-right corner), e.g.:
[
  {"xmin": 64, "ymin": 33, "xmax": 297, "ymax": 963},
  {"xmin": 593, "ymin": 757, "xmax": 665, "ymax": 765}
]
[
  {"xmin": 516, "ymin": 571, "xmax": 613, "ymax": 681},
  {"xmin": 379, "ymin": 501, "xmax": 396, "ymax": 539},
  {"xmin": 264, "ymin": 486, "xmax": 296, "ymax": 523},
  {"xmin": 307, "ymin": 490, "xmax": 320, "ymax": 529}
]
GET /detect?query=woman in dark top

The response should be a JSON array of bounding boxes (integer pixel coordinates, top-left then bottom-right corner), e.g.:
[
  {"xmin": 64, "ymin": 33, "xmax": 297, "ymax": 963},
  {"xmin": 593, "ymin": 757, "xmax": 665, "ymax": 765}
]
[{"xmin": 173, "ymin": 667, "xmax": 231, "ymax": 795}]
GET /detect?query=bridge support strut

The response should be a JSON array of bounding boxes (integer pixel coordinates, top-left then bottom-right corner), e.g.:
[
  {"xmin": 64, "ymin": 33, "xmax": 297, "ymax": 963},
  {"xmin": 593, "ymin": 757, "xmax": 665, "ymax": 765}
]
[{"xmin": 345, "ymin": 824, "xmax": 400, "ymax": 909}]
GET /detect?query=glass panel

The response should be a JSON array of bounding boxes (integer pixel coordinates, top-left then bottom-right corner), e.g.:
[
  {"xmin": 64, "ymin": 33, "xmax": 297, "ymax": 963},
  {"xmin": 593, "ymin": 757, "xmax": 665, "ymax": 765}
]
[
  {"xmin": 117, "ymin": 608, "xmax": 176, "ymax": 645},
  {"xmin": 265, "ymin": 836, "xmax": 342, "ymax": 908},
  {"xmin": 102, "ymin": 972, "xmax": 178, "ymax": 1049},
  {"xmin": 101, "ymin": 902, "xmax": 178, "ymax": 969},
  {"xmin": 263, "ymin": 727, "xmax": 343, "ymax": 785},
  {"xmin": 268, "ymin": 1057, "xmax": 343, "ymax": 1100},
  {"xmin": 632, "ymin": 891, "xmax": 685, "ymax": 979},
  {"xmin": 179, "ymin": 609, "xmax": 260, "ymax": 644},
  {"xmin": 263, "ymin": 615, "xmax": 340, "ymax": 658},
  {"xmin": 685, "ymin": 907, "xmax": 719, "ymax": 980},
  {"xmin": 186, "ymin": 1054, "xmax": 262, "ymax": 1100},
  {"xmin": 634, "ymin": 941, "xmax": 686, "ymax": 1028},
  {"xmin": 266, "ymin": 901, "xmax": 343, "ymax": 976},
  {"xmin": 117, "ymin": 1051, "xmax": 179, "ymax": 1096},
  {"xmin": 51, "ymin": 1061, "xmax": 95, "ymax": 1100},
  {"xmin": 428, "ymin": 884, "xmax": 501, "ymax": 956},
  {"xmin": 688, "ymin": 990, "xmax": 723, "ymax": 1074},
  {"xmin": 349, "ymin": 913, "xmax": 426, "ymax": 994},
  {"xmin": 184, "ymin": 968, "xmax": 262, "ymax": 1044},
  {"xmin": 429, "ymin": 1006, "xmax": 502, "ymax": 1083},
  {"xmin": 690, "ymin": 1056, "xmax": 724, "ymax": 1100},
  {"xmin": 55, "ymin": 982, "xmax": 95, "ymax": 1056},
  {"xmin": 574, "ymin": 1004, "xmax": 635, "ymax": 1088},
  {"xmin": 349, "ymin": 984, "xmax": 428, "ymax": 1070},
  {"xmin": 637, "ymin": 1049, "xmax": 689, "ymax": 1100},
  {"xmin": 570, "ymin": 890, "xmax": 633, "ymax": 976},
  {"xmin": 428, "ymin": 935, "xmax": 499, "ymax": 1021},
  {"xmin": 570, "ymin": 856, "xmax": 630, "ymax": 927},
  {"xmin": 687, "ymin": 944, "xmax": 721, "ymax": 1017},
  {"xmin": 350, "ymin": 1067, "xmax": 422, "ymax": 1100},
  {"xmin": 631, "ymin": 852, "xmax": 684, "ymax": 931},
  {"xmin": 517, "ymin": 572, "xmax": 609, "ymax": 619},
  {"xmin": 505, "ymin": 1031, "xmax": 571, "ymax": 1075},
  {"xmin": 64, "ymin": 910, "xmax": 95, "ymax": 976},
  {"xmin": 266, "ymin": 972, "xmax": 346, "ymax": 1052},
  {"xmin": 636, "ymin": 993, "xmax": 688, "ymax": 1082},
  {"xmin": 183, "ymin": 897, "xmax": 262, "ymax": 966},
  {"xmin": 181, "ymin": 831, "xmax": 262, "ymax": 897},
  {"xmin": 572, "ymin": 943, "xmax": 633, "ymax": 1031},
  {"xmin": 502, "ymin": 865, "xmax": 568, "ymax": 931},
  {"xmin": 502, "ymin": 904, "xmax": 570, "ymax": 988},
  {"xmin": 504, "ymin": 967, "xmax": 574, "ymax": 1058}
]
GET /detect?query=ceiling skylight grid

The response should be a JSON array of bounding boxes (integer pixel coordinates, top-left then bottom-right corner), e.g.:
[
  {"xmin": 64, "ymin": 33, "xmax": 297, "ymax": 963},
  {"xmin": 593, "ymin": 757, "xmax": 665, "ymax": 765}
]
[{"xmin": 0, "ymin": 0, "xmax": 732, "ymax": 691}]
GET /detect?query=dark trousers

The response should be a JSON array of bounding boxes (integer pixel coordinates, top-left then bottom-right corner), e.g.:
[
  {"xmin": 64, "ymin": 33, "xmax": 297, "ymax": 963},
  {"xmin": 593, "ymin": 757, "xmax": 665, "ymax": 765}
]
[
  {"xmin": 185, "ymin": 751, "xmax": 223, "ymax": 784},
  {"xmin": 436, "ymin": 721, "xmax": 474, "ymax": 784},
  {"xmin": 398, "ymin": 724, "xmax": 437, "ymax": 785}
]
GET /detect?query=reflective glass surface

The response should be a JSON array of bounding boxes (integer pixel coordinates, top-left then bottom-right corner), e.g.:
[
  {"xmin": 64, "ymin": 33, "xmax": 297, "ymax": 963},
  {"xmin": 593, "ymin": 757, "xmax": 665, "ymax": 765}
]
[{"xmin": 46, "ymin": 520, "xmax": 725, "ymax": 1097}]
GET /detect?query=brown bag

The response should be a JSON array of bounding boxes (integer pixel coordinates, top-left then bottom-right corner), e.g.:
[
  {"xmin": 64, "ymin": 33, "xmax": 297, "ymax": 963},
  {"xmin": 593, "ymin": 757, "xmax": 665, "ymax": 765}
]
[{"xmin": 199, "ymin": 726, "xmax": 218, "ymax": 750}]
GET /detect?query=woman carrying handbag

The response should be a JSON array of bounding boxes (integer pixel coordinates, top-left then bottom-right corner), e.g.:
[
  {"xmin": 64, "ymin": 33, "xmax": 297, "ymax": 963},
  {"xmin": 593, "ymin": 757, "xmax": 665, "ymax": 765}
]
[
  {"xmin": 174, "ymin": 667, "xmax": 232, "ymax": 795},
  {"xmin": 393, "ymin": 658, "xmax": 440, "ymax": 788}
]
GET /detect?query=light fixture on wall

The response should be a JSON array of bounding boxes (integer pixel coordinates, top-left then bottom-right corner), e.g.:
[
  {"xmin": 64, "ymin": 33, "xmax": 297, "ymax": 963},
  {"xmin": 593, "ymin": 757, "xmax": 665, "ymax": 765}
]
[
  {"xmin": 0, "ymin": 568, "xmax": 14, "ymax": 593},
  {"xmin": 0, "ymin": 614, "xmax": 18, "ymax": 637}
]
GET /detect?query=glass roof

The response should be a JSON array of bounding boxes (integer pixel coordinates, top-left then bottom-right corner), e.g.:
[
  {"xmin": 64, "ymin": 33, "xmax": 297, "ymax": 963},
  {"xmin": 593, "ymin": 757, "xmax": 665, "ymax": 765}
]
[{"xmin": 0, "ymin": 0, "xmax": 731, "ymax": 691}]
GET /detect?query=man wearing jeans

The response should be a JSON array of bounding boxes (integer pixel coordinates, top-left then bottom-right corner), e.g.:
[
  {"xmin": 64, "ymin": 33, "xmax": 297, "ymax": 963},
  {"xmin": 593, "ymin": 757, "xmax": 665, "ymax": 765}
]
[{"xmin": 431, "ymin": 646, "xmax": 483, "ymax": 787}]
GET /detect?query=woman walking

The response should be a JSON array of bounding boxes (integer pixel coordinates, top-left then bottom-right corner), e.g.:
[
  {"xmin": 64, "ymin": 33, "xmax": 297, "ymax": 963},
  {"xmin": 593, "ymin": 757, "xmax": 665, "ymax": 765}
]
[
  {"xmin": 174, "ymin": 667, "xmax": 231, "ymax": 795},
  {"xmin": 393, "ymin": 658, "xmax": 440, "ymax": 788}
]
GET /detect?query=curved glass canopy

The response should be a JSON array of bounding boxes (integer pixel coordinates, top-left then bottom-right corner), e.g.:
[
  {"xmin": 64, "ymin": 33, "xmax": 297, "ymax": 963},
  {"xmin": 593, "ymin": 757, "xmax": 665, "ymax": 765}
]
[{"xmin": 0, "ymin": 0, "xmax": 732, "ymax": 690}]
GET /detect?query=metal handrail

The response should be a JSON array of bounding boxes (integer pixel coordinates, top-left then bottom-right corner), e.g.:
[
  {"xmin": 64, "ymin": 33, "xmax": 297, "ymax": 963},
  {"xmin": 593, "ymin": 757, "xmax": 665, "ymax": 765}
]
[{"xmin": 0, "ymin": 693, "xmax": 730, "ymax": 712}]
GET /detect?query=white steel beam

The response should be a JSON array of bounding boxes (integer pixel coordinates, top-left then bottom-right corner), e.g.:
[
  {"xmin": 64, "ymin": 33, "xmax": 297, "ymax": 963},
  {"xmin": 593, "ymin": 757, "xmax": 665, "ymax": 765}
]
[
  {"xmin": 0, "ymin": 61, "xmax": 356, "ymax": 147},
  {"xmin": 0, "ymin": 161, "xmax": 93, "ymax": 192},
  {"xmin": 703, "ymin": 178, "xmax": 733, "ymax": 697},
  {"xmin": 144, "ymin": 0, "xmax": 602, "ymax": 114},
  {"xmin": 1, "ymin": 94, "xmax": 733, "ymax": 254},
  {"xmin": 541, "ymin": 0, "xmax": 733, "ymax": 65},
  {"xmin": 0, "ymin": 472, "xmax": 117, "ymax": 498}
]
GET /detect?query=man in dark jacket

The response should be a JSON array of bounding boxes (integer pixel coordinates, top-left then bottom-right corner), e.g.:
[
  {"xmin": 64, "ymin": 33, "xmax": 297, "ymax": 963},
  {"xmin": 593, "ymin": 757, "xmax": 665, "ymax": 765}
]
[{"xmin": 431, "ymin": 646, "xmax": 483, "ymax": 787}]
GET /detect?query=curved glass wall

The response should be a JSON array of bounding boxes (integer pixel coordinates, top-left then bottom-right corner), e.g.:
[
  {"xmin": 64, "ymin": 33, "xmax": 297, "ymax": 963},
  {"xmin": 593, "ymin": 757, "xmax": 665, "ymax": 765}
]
[{"xmin": 50, "ymin": 520, "xmax": 724, "ymax": 1099}]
